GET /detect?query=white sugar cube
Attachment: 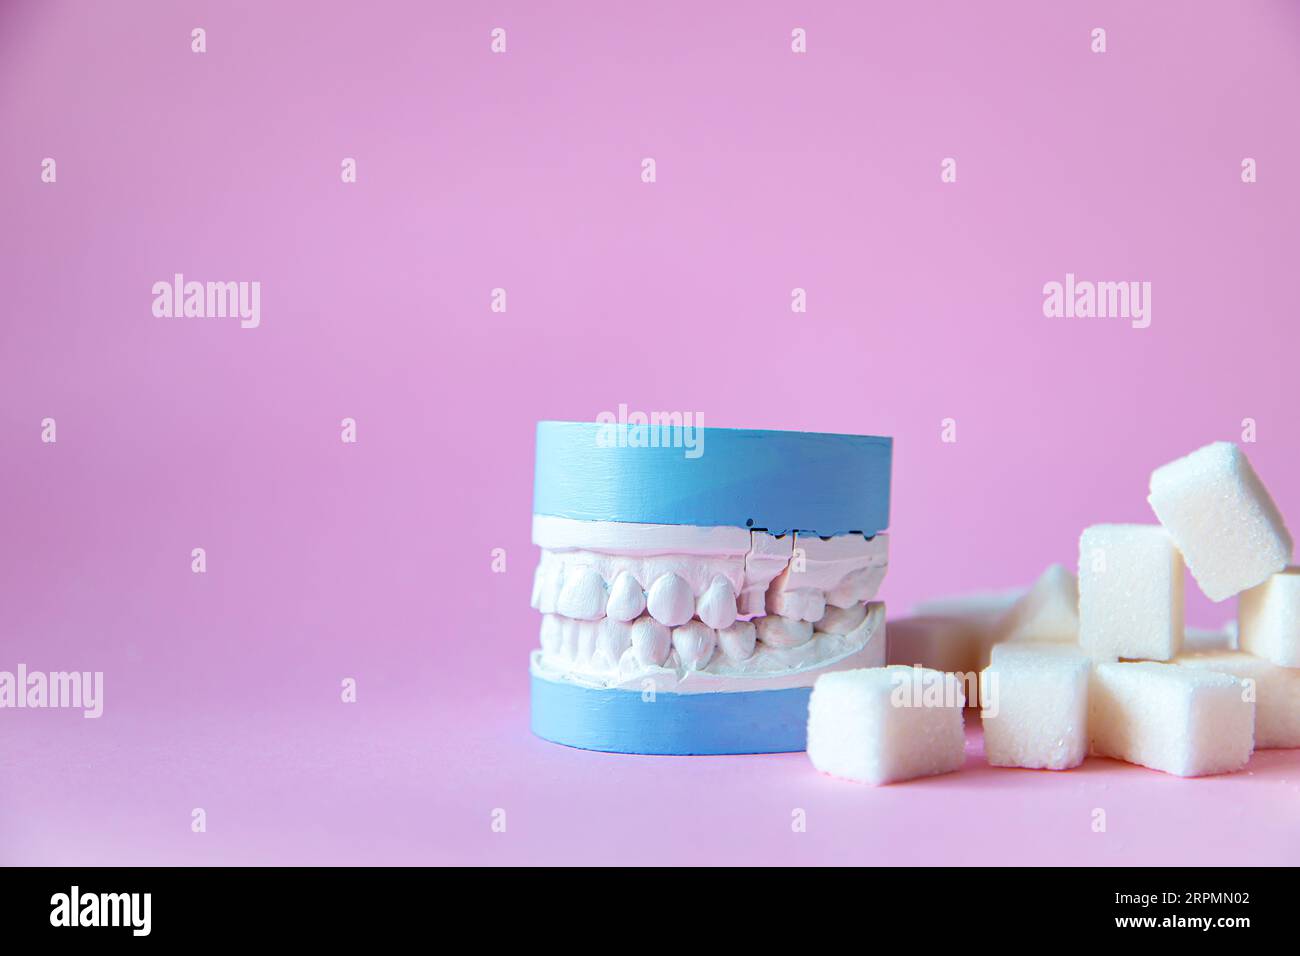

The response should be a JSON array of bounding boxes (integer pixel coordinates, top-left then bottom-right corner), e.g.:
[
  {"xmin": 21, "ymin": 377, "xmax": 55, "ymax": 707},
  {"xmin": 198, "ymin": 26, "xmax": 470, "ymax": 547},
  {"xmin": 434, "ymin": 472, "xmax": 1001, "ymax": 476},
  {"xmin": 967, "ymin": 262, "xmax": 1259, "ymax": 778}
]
[
  {"xmin": 1078, "ymin": 524, "xmax": 1184, "ymax": 662},
  {"xmin": 1184, "ymin": 625, "xmax": 1236, "ymax": 653},
  {"xmin": 980, "ymin": 644, "xmax": 1090, "ymax": 770},
  {"xmin": 1090, "ymin": 662, "xmax": 1253, "ymax": 776},
  {"xmin": 1175, "ymin": 648, "xmax": 1300, "ymax": 749},
  {"xmin": 1148, "ymin": 442, "xmax": 1293, "ymax": 602},
  {"xmin": 891, "ymin": 589, "xmax": 1023, "ymax": 708},
  {"xmin": 807, "ymin": 666, "xmax": 966, "ymax": 785},
  {"xmin": 996, "ymin": 564, "xmax": 1079, "ymax": 644},
  {"xmin": 1239, "ymin": 567, "xmax": 1300, "ymax": 667}
]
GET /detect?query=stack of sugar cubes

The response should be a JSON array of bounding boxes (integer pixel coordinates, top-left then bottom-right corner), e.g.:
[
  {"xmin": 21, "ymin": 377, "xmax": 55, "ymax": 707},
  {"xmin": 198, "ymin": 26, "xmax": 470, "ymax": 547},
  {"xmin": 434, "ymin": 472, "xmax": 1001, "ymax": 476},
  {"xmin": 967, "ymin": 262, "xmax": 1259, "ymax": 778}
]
[{"xmin": 808, "ymin": 441, "xmax": 1299, "ymax": 785}]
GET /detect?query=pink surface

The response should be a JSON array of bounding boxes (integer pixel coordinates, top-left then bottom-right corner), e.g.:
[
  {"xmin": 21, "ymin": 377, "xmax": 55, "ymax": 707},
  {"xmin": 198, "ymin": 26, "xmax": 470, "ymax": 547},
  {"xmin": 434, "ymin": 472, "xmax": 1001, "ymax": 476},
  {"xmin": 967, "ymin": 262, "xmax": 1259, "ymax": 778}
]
[{"xmin": 3, "ymin": 0, "xmax": 1300, "ymax": 865}]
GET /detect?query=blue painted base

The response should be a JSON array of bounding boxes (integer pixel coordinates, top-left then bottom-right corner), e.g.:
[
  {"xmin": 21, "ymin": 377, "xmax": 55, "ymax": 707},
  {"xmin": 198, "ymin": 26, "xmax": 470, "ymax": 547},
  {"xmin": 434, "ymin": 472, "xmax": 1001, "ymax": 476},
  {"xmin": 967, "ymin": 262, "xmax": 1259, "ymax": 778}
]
[
  {"xmin": 530, "ymin": 674, "xmax": 812, "ymax": 755},
  {"xmin": 533, "ymin": 420, "xmax": 892, "ymax": 537}
]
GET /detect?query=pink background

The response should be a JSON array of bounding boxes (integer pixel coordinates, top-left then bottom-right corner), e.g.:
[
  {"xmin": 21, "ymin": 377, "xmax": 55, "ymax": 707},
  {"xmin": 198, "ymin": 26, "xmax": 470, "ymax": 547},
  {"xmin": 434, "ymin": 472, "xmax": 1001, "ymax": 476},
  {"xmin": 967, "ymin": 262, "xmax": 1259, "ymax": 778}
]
[{"xmin": 3, "ymin": 0, "xmax": 1300, "ymax": 864}]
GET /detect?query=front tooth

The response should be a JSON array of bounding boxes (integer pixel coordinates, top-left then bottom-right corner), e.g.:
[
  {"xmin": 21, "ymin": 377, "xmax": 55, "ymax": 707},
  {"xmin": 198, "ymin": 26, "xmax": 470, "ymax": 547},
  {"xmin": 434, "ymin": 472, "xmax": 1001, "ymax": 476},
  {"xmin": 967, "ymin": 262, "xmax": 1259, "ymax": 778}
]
[
  {"xmin": 530, "ymin": 563, "xmax": 546, "ymax": 610},
  {"xmin": 630, "ymin": 617, "xmax": 672, "ymax": 667},
  {"xmin": 606, "ymin": 571, "xmax": 646, "ymax": 622},
  {"xmin": 537, "ymin": 561, "xmax": 563, "ymax": 614},
  {"xmin": 717, "ymin": 620, "xmax": 757, "ymax": 661},
  {"xmin": 575, "ymin": 620, "xmax": 599, "ymax": 663},
  {"xmin": 596, "ymin": 618, "xmax": 631, "ymax": 665},
  {"xmin": 559, "ymin": 617, "xmax": 581, "ymax": 660},
  {"xmin": 817, "ymin": 602, "xmax": 869, "ymax": 635},
  {"xmin": 539, "ymin": 614, "xmax": 563, "ymax": 655},
  {"xmin": 755, "ymin": 615, "xmax": 814, "ymax": 648},
  {"xmin": 672, "ymin": 621, "xmax": 717, "ymax": 671},
  {"xmin": 557, "ymin": 566, "xmax": 607, "ymax": 621},
  {"xmin": 646, "ymin": 573, "xmax": 694, "ymax": 627},
  {"xmin": 696, "ymin": 576, "xmax": 738, "ymax": 630}
]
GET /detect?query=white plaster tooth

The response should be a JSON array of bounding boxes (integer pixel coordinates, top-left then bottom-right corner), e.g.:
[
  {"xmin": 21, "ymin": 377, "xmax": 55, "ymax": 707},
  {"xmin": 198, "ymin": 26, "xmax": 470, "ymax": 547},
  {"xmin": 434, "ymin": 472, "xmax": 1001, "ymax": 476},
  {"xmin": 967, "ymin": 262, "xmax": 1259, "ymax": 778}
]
[
  {"xmin": 766, "ymin": 586, "xmax": 825, "ymax": 623},
  {"xmin": 646, "ymin": 572, "xmax": 695, "ymax": 627},
  {"xmin": 556, "ymin": 565, "xmax": 607, "ymax": 621},
  {"xmin": 717, "ymin": 620, "xmax": 757, "ymax": 661},
  {"xmin": 596, "ymin": 618, "xmax": 632, "ymax": 667},
  {"xmin": 617, "ymin": 646, "xmax": 643, "ymax": 680},
  {"xmin": 816, "ymin": 602, "xmax": 869, "ymax": 635},
  {"xmin": 672, "ymin": 620, "xmax": 717, "ymax": 671},
  {"xmin": 755, "ymin": 614, "xmax": 814, "ymax": 649},
  {"xmin": 530, "ymin": 562, "xmax": 546, "ymax": 610},
  {"xmin": 575, "ymin": 620, "xmax": 599, "ymax": 664},
  {"xmin": 741, "ymin": 532, "xmax": 795, "ymax": 617},
  {"xmin": 539, "ymin": 614, "xmax": 563, "ymax": 656},
  {"xmin": 696, "ymin": 575, "xmax": 738, "ymax": 630},
  {"xmin": 559, "ymin": 617, "xmax": 581, "ymax": 661},
  {"xmin": 825, "ymin": 565, "xmax": 887, "ymax": 608},
  {"xmin": 606, "ymin": 570, "xmax": 646, "ymax": 622},
  {"xmin": 630, "ymin": 616, "xmax": 673, "ymax": 667},
  {"xmin": 537, "ymin": 560, "xmax": 563, "ymax": 614}
]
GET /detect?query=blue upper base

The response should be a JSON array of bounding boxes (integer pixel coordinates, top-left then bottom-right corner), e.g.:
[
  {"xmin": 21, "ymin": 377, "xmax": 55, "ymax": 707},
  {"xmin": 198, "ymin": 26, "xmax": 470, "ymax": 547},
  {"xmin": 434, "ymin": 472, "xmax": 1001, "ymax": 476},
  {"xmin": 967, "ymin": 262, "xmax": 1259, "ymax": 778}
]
[
  {"xmin": 530, "ymin": 673, "xmax": 812, "ymax": 755},
  {"xmin": 533, "ymin": 421, "xmax": 892, "ymax": 536}
]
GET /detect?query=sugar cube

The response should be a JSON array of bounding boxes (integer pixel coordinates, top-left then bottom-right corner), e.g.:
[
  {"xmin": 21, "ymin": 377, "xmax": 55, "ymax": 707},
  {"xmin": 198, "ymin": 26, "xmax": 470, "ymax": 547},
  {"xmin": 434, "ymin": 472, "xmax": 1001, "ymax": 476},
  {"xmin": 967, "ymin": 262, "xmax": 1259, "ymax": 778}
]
[
  {"xmin": 1183, "ymin": 625, "xmax": 1235, "ymax": 653},
  {"xmin": 1239, "ymin": 567, "xmax": 1300, "ymax": 667},
  {"xmin": 996, "ymin": 564, "xmax": 1079, "ymax": 644},
  {"xmin": 980, "ymin": 644, "xmax": 1090, "ymax": 770},
  {"xmin": 1148, "ymin": 442, "xmax": 1293, "ymax": 602},
  {"xmin": 1175, "ymin": 649, "xmax": 1300, "ymax": 749},
  {"xmin": 1090, "ymin": 662, "xmax": 1253, "ymax": 776},
  {"xmin": 807, "ymin": 666, "xmax": 966, "ymax": 785},
  {"xmin": 1078, "ymin": 524, "xmax": 1184, "ymax": 661},
  {"xmin": 890, "ymin": 589, "xmax": 1023, "ymax": 708}
]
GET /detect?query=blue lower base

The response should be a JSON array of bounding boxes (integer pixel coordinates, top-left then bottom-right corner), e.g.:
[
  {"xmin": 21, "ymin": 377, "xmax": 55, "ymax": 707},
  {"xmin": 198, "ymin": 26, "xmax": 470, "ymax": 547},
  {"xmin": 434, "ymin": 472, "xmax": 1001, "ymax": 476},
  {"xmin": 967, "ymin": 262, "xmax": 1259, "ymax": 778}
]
[{"xmin": 530, "ymin": 674, "xmax": 812, "ymax": 755}]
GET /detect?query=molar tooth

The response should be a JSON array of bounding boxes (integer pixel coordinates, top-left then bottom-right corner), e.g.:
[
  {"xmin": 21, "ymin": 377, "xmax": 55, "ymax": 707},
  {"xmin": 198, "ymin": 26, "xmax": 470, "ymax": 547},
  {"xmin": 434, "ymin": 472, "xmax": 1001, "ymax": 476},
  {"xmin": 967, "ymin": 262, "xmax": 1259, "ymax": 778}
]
[
  {"xmin": 826, "ymin": 565, "xmax": 887, "ymax": 608},
  {"xmin": 696, "ymin": 575, "xmax": 738, "ymax": 630},
  {"xmin": 767, "ymin": 588, "xmax": 824, "ymax": 622},
  {"xmin": 539, "ymin": 614, "xmax": 563, "ymax": 656},
  {"xmin": 596, "ymin": 618, "xmax": 632, "ymax": 667},
  {"xmin": 557, "ymin": 566, "xmax": 607, "ymax": 621},
  {"xmin": 630, "ymin": 617, "xmax": 672, "ymax": 667},
  {"xmin": 646, "ymin": 573, "xmax": 694, "ymax": 627},
  {"xmin": 672, "ymin": 621, "xmax": 717, "ymax": 671},
  {"xmin": 755, "ymin": 615, "xmax": 814, "ymax": 649},
  {"xmin": 717, "ymin": 620, "xmax": 757, "ymax": 661},
  {"xmin": 606, "ymin": 571, "xmax": 646, "ymax": 622},
  {"xmin": 817, "ymin": 602, "xmax": 869, "ymax": 635}
]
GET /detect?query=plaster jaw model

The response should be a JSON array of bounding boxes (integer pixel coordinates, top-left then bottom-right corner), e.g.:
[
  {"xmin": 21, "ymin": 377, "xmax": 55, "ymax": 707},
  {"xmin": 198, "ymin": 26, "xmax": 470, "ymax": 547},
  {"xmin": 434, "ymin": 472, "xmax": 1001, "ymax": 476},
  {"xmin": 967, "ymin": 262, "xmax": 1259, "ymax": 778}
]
[{"xmin": 528, "ymin": 421, "xmax": 894, "ymax": 755}]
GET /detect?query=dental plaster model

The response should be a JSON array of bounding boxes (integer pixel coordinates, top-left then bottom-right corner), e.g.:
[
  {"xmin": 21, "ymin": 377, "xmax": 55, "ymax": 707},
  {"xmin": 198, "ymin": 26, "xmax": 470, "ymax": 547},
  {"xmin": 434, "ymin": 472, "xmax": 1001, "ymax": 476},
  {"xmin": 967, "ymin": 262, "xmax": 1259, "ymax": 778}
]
[{"xmin": 528, "ymin": 420, "xmax": 893, "ymax": 754}]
